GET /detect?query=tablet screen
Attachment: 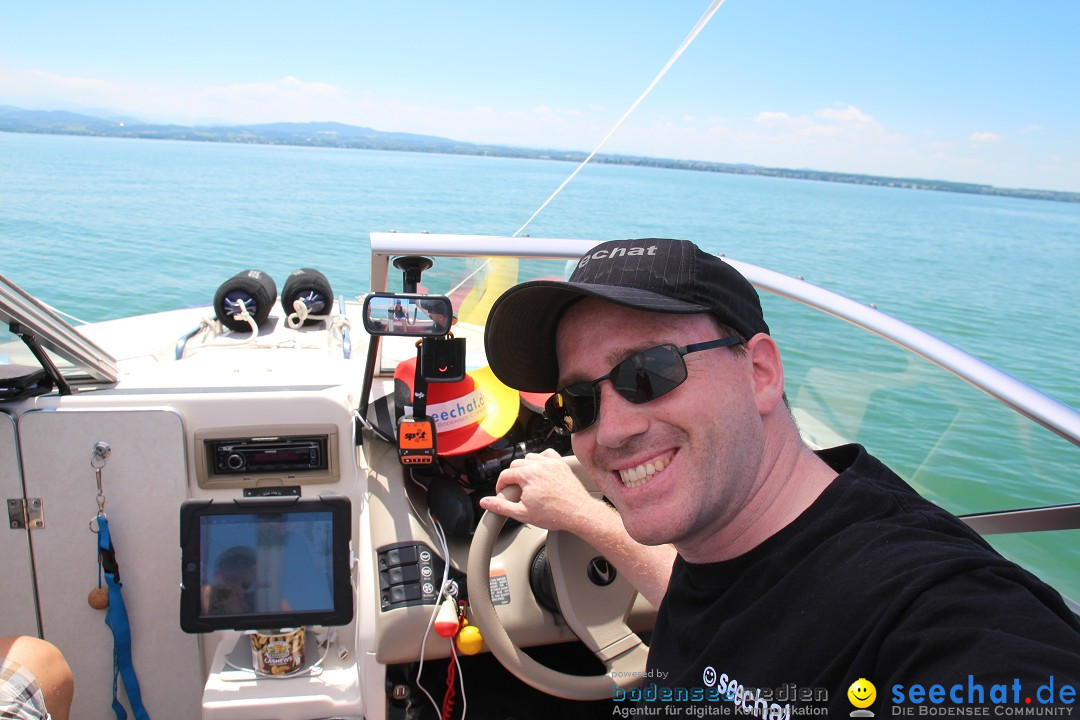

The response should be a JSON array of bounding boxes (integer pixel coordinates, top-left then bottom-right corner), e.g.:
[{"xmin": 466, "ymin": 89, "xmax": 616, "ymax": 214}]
[{"xmin": 180, "ymin": 495, "xmax": 352, "ymax": 633}]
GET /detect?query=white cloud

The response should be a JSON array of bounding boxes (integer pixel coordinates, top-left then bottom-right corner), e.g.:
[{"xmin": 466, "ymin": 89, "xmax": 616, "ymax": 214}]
[
  {"xmin": 25, "ymin": 68, "xmax": 111, "ymax": 92},
  {"xmin": 816, "ymin": 105, "xmax": 874, "ymax": 124},
  {"xmin": 803, "ymin": 124, "xmax": 843, "ymax": 138},
  {"xmin": 530, "ymin": 105, "xmax": 579, "ymax": 124},
  {"xmin": 0, "ymin": 66, "xmax": 130, "ymax": 113},
  {"xmin": 968, "ymin": 131, "xmax": 1002, "ymax": 143},
  {"xmin": 196, "ymin": 76, "xmax": 352, "ymax": 123},
  {"xmin": 747, "ymin": 105, "xmax": 893, "ymax": 148},
  {"xmin": 754, "ymin": 111, "xmax": 792, "ymax": 124},
  {"xmin": 0, "ymin": 66, "xmax": 368, "ymax": 125}
]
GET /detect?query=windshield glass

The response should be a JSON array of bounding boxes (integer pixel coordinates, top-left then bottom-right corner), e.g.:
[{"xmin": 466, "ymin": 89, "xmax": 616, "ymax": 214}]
[
  {"xmin": 0, "ymin": 327, "xmax": 40, "ymax": 368},
  {"xmin": 393, "ymin": 256, "xmax": 576, "ymax": 328},
  {"xmin": 381, "ymin": 246, "xmax": 1080, "ymax": 603}
]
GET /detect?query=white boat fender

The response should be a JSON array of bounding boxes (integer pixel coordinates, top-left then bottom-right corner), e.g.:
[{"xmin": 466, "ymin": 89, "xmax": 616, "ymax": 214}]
[{"xmin": 213, "ymin": 269, "xmax": 277, "ymax": 333}]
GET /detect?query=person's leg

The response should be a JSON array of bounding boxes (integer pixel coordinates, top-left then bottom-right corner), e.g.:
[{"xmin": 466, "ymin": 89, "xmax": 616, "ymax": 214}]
[{"xmin": 0, "ymin": 636, "xmax": 73, "ymax": 720}]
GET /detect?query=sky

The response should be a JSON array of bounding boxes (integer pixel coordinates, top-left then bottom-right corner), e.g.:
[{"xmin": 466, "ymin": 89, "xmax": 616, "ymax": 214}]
[{"xmin": 2, "ymin": 0, "xmax": 1078, "ymax": 192}]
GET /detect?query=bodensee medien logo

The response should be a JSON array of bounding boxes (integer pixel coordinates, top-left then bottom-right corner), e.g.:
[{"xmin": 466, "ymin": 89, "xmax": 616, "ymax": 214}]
[{"xmin": 612, "ymin": 669, "xmax": 829, "ymax": 719}]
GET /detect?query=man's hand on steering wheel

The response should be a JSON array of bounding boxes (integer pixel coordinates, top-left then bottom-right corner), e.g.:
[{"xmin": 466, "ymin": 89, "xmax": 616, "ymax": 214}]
[{"xmin": 479, "ymin": 448, "xmax": 603, "ymax": 533}]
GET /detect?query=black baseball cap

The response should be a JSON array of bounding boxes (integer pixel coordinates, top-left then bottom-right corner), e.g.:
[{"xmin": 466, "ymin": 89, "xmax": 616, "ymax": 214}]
[{"xmin": 484, "ymin": 238, "xmax": 769, "ymax": 392}]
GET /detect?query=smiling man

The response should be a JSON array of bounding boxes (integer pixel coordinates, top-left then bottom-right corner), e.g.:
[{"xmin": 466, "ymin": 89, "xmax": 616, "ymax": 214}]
[{"xmin": 479, "ymin": 239, "xmax": 1080, "ymax": 714}]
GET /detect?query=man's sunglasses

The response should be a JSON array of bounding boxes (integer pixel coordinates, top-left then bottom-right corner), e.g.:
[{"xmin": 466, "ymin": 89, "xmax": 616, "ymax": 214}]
[{"xmin": 544, "ymin": 337, "xmax": 744, "ymax": 435}]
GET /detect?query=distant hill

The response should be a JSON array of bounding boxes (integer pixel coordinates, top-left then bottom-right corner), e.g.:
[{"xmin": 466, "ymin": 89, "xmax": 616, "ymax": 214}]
[
  {"xmin": 0, "ymin": 106, "xmax": 472, "ymax": 152},
  {"xmin": 1, "ymin": 106, "xmax": 1076, "ymax": 204}
]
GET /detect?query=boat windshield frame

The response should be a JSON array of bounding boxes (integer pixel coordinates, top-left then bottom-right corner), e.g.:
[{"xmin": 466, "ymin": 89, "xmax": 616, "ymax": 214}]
[{"xmin": 0, "ymin": 273, "xmax": 118, "ymax": 385}]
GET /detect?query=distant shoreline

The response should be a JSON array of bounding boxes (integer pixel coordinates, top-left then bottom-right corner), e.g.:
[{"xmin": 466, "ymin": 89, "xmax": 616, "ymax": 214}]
[{"xmin": 2, "ymin": 107, "xmax": 1077, "ymax": 204}]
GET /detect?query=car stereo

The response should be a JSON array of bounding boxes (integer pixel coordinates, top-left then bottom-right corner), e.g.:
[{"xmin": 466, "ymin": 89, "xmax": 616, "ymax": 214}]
[
  {"xmin": 210, "ymin": 436, "xmax": 326, "ymax": 475},
  {"xmin": 194, "ymin": 425, "xmax": 339, "ymax": 488}
]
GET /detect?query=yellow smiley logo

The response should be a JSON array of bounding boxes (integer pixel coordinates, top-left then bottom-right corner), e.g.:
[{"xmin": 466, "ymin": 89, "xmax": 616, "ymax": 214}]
[{"xmin": 848, "ymin": 678, "xmax": 876, "ymax": 709}]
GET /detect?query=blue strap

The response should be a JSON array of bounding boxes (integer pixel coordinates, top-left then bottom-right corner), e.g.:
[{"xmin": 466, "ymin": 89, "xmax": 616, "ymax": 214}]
[
  {"xmin": 97, "ymin": 516, "xmax": 151, "ymax": 720},
  {"xmin": 111, "ymin": 648, "xmax": 126, "ymax": 720}
]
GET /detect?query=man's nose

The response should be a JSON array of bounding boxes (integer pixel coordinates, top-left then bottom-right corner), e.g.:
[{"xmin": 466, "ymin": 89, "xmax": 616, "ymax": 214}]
[{"xmin": 593, "ymin": 383, "xmax": 649, "ymax": 448}]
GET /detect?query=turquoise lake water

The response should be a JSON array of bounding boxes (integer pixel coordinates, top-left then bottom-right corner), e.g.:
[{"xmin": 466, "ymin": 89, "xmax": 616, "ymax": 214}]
[{"xmin": 1, "ymin": 131, "xmax": 1077, "ymax": 597}]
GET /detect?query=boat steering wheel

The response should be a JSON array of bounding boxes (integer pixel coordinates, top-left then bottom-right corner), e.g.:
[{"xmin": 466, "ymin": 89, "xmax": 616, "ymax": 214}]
[{"xmin": 467, "ymin": 485, "xmax": 650, "ymax": 700}]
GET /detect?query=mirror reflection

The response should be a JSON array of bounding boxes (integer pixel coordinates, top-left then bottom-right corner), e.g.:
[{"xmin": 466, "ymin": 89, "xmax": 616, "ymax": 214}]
[{"xmin": 363, "ymin": 294, "xmax": 453, "ymax": 336}]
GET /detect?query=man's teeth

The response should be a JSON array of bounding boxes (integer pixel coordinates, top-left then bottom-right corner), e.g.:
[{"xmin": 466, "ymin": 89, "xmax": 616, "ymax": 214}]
[{"xmin": 618, "ymin": 457, "xmax": 670, "ymax": 488}]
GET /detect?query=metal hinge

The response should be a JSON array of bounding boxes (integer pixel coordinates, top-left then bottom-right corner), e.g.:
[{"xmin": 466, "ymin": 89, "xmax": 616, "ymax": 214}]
[{"xmin": 7, "ymin": 498, "xmax": 44, "ymax": 530}]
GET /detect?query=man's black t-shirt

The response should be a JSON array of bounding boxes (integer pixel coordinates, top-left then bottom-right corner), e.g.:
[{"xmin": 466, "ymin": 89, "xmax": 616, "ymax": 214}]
[{"xmin": 641, "ymin": 444, "xmax": 1080, "ymax": 716}]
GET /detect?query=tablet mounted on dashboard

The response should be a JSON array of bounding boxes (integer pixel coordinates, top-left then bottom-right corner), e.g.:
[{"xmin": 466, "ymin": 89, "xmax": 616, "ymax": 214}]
[{"xmin": 179, "ymin": 494, "xmax": 353, "ymax": 633}]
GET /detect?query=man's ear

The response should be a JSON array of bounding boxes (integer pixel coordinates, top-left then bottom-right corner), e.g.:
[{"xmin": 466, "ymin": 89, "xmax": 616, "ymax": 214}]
[{"xmin": 746, "ymin": 334, "xmax": 785, "ymax": 415}]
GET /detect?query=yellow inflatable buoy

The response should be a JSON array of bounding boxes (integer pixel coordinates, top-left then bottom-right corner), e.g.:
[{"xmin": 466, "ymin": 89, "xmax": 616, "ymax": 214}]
[{"xmin": 455, "ymin": 621, "xmax": 483, "ymax": 656}]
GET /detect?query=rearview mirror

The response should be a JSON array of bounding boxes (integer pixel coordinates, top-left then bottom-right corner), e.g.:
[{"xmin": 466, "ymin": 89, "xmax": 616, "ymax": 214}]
[{"xmin": 362, "ymin": 293, "xmax": 454, "ymax": 337}]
